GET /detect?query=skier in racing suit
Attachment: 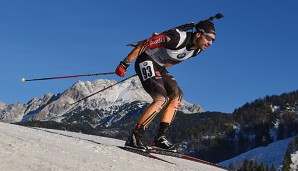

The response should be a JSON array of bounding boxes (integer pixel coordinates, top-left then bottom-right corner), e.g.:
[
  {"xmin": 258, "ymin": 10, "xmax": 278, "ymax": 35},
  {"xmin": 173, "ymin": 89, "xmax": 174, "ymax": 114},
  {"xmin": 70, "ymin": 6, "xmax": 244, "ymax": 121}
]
[{"xmin": 115, "ymin": 20, "xmax": 216, "ymax": 150}]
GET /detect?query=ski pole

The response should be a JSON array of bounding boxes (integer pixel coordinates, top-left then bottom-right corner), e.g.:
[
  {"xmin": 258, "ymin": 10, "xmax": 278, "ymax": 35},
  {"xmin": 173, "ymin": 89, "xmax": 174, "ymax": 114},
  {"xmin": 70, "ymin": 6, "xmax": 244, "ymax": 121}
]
[
  {"xmin": 21, "ymin": 72, "xmax": 115, "ymax": 83},
  {"xmin": 69, "ymin": 74, "xmax": 137, "ymax": 106}
]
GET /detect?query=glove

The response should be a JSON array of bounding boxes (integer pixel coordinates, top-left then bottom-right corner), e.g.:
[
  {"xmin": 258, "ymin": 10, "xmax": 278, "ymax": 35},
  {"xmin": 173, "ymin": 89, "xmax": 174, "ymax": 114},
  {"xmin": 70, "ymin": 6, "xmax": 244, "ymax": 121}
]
[{"xmin": 115, "ymin": 59, "xmax": 130, "ymax": 77}]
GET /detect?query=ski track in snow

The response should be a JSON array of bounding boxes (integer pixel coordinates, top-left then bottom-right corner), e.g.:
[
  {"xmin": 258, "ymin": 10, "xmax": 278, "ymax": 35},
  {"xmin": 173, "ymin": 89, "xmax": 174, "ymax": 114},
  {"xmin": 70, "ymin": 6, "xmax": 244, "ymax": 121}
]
[{"xmin": 0, "ymin": 122, "xmax": 226, "ymax": 171}]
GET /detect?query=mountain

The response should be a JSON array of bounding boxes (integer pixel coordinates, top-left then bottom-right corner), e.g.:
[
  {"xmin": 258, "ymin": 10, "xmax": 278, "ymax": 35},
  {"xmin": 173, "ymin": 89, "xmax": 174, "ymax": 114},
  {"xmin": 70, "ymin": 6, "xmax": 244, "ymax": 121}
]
[
  {"xmin": 0, "ymin": 77, "xmax": 203, "ymax": 124},
  {"xmin": 0, "ymin": 122, "xmax": 226, "ymax": 171}
]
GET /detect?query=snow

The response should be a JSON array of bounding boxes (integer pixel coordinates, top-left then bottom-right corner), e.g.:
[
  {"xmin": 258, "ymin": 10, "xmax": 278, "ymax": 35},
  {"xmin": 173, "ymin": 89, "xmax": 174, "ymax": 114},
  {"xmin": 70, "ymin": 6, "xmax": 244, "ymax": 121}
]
[
  {"xmin": 0, "ymin": 122, "xmax": 226, "ymax": 171},
  {"xmin": 219, "ymin": 137, "xmax": 295, "ymax": 170},
  {"xmin": 291, "ymin": 151, "xmax": 298, "ymax": 170}
]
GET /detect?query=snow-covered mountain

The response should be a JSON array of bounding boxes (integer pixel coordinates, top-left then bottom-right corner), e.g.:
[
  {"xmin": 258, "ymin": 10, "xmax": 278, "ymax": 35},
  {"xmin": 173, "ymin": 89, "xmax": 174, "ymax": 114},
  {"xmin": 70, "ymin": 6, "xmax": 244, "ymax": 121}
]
[
  {"xmin": 0, "ymin": 122, "xmax": 225, "ymax": 171},
  {"xmin": 0, "ymin": 77, "xmax": 203, "ymax": 124}
]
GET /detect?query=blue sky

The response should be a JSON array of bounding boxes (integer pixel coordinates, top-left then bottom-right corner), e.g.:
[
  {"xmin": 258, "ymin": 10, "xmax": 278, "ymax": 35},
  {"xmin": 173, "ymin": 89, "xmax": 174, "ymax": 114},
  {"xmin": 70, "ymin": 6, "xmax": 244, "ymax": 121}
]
[{"xmin": 0, "ymin": 0, "xmax": 297, "ymax": 113}]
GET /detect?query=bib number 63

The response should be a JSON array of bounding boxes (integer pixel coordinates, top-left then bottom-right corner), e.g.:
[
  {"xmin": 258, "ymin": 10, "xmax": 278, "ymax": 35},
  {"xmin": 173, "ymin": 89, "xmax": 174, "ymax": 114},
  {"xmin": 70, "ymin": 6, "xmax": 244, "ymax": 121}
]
[{"xmin": 139, "ymin": 61, "xmax": 155, "ymax": 81}]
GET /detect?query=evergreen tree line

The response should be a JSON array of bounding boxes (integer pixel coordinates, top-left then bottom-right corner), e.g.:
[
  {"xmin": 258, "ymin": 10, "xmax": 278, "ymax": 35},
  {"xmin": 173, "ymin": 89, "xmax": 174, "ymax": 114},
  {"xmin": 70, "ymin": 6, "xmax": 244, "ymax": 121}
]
[{"xmin": 238, "ymin": 159, "xmax": 277, "ymax": 171}]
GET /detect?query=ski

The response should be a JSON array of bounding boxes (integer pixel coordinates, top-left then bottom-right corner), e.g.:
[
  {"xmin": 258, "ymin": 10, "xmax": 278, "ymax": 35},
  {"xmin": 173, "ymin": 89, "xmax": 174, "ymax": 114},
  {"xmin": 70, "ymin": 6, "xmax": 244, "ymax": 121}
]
[
  {"xmin": 33, "ymin": 128, "xmax": 174, "ymax": 165},
  {"xmin": 117, "ymin": 146, "xmax": 175, "ymax": 165},
  {"xmin": 146, "ymin": 147, "xmax": 227, "ymax": 170}
]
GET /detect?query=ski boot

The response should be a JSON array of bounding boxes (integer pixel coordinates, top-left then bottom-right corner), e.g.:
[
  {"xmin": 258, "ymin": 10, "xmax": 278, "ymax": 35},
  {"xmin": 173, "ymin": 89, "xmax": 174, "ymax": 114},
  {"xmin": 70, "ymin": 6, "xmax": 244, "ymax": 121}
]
[
  {"xmin": 125, "ymin": 127, "xmax": 146, "ymax": 149},
  {"xmin": 151, "ymin": 135, "xmax": 177, "ymax": 151},
  {"xmin": 151, "ymin": 122, "xmax": 177, "ymax": 152}
]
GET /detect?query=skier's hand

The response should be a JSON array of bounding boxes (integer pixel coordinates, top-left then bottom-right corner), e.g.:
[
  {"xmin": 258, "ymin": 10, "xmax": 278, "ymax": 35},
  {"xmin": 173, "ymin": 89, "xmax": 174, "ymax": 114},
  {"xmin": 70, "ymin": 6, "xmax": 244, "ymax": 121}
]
[
  {"xmin": 115, "ymin": 64, "xmax": 126, "ymax": 77},
  {"xmin": 115, "ymin": 59, "xmax": 130, "ymax": 77}
]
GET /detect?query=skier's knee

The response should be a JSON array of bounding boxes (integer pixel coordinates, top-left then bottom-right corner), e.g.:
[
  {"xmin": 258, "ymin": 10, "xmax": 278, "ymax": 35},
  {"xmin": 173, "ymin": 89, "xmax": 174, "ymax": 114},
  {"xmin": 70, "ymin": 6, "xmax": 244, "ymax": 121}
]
[
  {"xmin": 169, "ymin": 87, "xmax": 183, "ymax": 102},
  {"xmin": 152, "ymin": 94, "xmax": 168, "ymax": 111}
]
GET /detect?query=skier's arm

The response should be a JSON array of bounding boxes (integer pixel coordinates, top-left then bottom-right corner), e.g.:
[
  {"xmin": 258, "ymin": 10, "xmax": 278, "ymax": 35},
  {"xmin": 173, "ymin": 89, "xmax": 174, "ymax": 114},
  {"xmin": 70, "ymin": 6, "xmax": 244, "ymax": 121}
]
[
  {"xmin": 115, "ymin": 32, "xmax": 173, "ymax": 77},
  {"xmin": 126, "ymin": 41, "xmax": 147, "ymax": 62},
  {"xmin": 115, "ymin": 41, "xmax": 147, "ymax": 77},
  {"xmin": 126, "ymin": 32, "xmax": 169, "ymax": 61}
]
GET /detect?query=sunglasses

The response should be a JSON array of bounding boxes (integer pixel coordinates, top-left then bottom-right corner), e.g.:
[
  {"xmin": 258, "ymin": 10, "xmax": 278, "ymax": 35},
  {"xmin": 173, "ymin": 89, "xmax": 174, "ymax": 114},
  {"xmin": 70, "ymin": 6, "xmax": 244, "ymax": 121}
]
[
  {"xmin": 203, "ymin": 33, "xmax": 215, "ymax": 42},
  {"xmin": 197, "ymin": 28, "xmax": 215, "ymax": 42}
]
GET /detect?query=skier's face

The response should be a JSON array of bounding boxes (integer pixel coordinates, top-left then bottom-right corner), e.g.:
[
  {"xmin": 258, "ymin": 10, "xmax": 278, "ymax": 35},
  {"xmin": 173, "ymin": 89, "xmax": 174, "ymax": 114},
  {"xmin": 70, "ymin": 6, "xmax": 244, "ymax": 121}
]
[{"xmin": 195, "ymin": 32, "xmax": 215, "ymax": 51}]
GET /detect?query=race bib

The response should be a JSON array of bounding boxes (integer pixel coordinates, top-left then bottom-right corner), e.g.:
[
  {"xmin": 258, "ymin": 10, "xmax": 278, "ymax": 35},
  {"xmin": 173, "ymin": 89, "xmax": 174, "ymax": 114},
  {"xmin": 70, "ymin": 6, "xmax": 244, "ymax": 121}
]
[{"xmin": 139, "ymin": 61, "xmax": 155, "ymax": 81}]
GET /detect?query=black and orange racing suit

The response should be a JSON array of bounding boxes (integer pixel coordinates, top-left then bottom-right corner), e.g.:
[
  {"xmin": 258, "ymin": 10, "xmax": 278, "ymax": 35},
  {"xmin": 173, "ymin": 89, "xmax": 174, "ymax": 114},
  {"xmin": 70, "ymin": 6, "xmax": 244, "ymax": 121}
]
[{"xmin": 134, "ymin": 29, "xmax": 201, "ymax": 129}]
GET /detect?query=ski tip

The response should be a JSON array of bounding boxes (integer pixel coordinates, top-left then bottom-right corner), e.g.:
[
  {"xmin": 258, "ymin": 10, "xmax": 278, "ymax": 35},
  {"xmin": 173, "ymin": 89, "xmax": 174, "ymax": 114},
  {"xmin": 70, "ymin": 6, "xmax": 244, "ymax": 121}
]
[{"xmin": 21, "ymin": 78, "xmax": 26, "ymax": 83}]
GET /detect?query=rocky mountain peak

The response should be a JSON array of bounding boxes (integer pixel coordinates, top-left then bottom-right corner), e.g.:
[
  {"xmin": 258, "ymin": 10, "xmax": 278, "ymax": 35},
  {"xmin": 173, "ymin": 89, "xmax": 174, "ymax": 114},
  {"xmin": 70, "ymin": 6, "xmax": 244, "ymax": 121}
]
[{"xmin": 0, "ymin": 77, "xmax": 203, "ymax": 123}]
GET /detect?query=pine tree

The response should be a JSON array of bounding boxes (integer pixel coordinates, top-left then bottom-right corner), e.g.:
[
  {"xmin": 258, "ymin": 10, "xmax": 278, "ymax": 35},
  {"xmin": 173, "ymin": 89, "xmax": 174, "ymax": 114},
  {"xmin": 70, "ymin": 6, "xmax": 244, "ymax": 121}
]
[
  {"xmin": 270, "ymin": 164, "xmax": 276, "ymax": 171},
  {"xmin": 282, "ymin": 151, "xmax": 292, "ymax": 171}
]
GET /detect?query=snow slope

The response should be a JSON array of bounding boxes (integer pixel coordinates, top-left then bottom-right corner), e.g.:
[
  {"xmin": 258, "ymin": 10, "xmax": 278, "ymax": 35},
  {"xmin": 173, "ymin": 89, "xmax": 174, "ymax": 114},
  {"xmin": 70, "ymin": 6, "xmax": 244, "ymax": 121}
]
[
  {"xmin": 0, "ymin": 122, "xmax": 226, "ymax": 171},
  {"xmin": 219, "ymin": 137, "xmax": 296, "ymax": 170}
]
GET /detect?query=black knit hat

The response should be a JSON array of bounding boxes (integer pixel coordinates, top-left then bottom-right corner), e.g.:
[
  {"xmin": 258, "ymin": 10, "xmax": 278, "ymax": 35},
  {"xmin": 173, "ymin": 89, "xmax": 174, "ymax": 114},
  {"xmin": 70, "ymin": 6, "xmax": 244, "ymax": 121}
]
[
  {"xmin": 195, "ymin": 13, "xmax": 223, "ymax": 34},
  {"xmin": 195, "ymin": 20, "xmax": 216, "ymax": 34}
]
